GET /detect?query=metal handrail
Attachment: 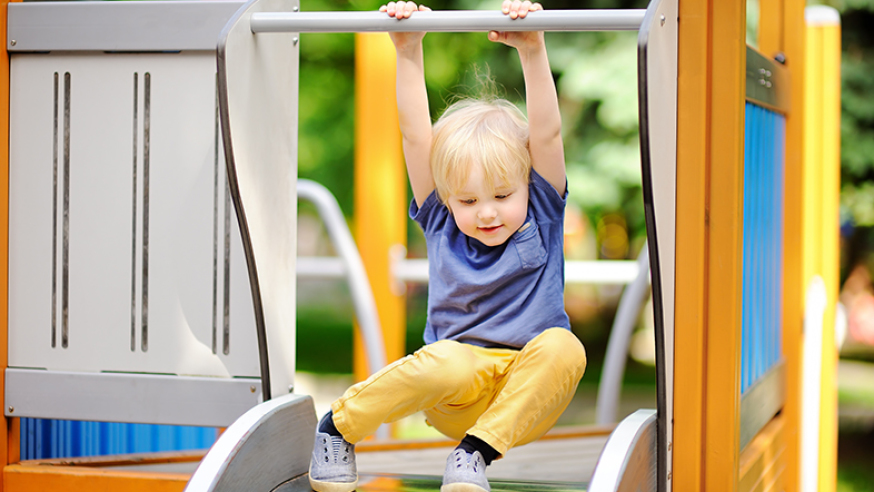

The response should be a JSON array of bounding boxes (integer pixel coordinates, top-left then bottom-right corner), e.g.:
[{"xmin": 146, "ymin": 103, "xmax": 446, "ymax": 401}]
[{"xmin": 250, "ymin": 9, "xmax": 646, "ymax": 34}]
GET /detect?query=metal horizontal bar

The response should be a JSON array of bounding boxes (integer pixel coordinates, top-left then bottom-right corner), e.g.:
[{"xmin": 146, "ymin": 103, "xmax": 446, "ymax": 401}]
[
  {"xmin": 297, "ymin": 256, "xmax": 347, "ymax": 279},
  {"xmin": 251, "ymin": 10, "xmax": 646, "ymax": 33}
]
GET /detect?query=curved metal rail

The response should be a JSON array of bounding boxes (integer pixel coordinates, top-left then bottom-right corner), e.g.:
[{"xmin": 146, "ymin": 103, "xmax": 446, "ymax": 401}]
[{"xmin": 297, "ymin": 179, "xmax": 387, "ymax": 378}]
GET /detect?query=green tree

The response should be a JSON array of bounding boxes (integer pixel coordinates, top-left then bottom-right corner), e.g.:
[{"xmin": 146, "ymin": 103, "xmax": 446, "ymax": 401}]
[{"xmin": 298, "ymin": 0, "xmax": 649, "ymax": 258}]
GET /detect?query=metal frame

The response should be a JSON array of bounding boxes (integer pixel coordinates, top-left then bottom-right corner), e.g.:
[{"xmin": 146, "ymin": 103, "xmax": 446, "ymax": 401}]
[{"xmin": 218, "ymin": 2, "xmax": 677, "ymax": 489}]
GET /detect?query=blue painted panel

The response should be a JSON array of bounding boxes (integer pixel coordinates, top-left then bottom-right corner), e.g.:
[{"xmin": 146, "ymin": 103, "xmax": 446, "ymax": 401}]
[
  {"xmin": 20, "ymin": 418, "xmax": 218, "ymax": 460},
  {"xmin": 741, "ymin": 102, "xmax": 785, "ymax": 395}
]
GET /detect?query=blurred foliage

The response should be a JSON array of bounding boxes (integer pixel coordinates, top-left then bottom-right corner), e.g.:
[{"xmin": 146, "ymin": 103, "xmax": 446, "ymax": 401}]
[{"xmin": 298, "ymin": 0, "xmax": 650, "ymax": 252}]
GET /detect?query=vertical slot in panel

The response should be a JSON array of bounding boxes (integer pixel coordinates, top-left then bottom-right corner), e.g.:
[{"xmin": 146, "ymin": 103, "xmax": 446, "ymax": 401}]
[
  {"xmin": 212, "ymin": 80, "xmax": 220, "ymax": 355},
  {"xmin": 142, "ymin": 72, "xmax": 151, "ymax": 352},
  {"xmin": 62, "ymin": 71, "xmax": 71, "ymax": 349},
  {"xmin": 52, "ymin": 72, "xmax": 59, "ymax": 349},
  {"xmin": 131, "ymin": 72, "xmax": 139, "ymax": 352}
]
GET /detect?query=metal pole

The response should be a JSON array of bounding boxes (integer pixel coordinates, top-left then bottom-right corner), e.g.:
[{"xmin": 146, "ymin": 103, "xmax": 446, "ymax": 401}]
[{"xmin": 250, "ymin": 9, "xmax": 645, "ymax": 33}]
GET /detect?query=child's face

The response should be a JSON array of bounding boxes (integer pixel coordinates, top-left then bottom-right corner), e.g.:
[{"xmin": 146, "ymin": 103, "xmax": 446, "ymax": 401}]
[{"xmin": 446, "ymin": 164, "xmax": 529, "ymax": 247}]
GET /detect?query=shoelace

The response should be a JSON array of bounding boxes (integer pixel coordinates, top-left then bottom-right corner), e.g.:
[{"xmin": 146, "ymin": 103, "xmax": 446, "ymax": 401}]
[
  {"xmin": 454, "ymin": 450, "xmax": 481, "ymax": 473},
  {"xmin": 321, "ymin": 436, "xmax": 352, "ymax": 463}
]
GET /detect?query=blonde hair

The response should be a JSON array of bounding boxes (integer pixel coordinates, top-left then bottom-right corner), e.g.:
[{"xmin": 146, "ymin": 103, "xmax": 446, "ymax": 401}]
[{"xmin": 430, "ymin": 98, "xmax": 531, "ymax": 204}]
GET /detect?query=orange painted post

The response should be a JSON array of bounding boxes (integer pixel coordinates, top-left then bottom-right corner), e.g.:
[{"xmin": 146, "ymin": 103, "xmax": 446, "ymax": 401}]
[
  {"xmin": 767, "ymin": 1, "xmax": 807, "ymax": 491},
  {"xmin": 2, "ymin": 0, "xmax": 12, "ymax": 488},
  {"xmin": 673, "ymin": 1, "xmax": 747, "ymax": 489},
  {"xmin": 703, "ymin": 1, "xmax": 747, "ymax": 490},
  {"xmin": 353, "ymin": 33, "xmax": 407, "ymax": 383},
  {"xmin": 758, "ymin": 1, "xmax": 807, "ymax": 490},
  {"xmin": 672, "ymin": 0, "xmax": 710, "ymax": 488},
  {"xmin": 3, "ymin": 465, "xmax": 189, "ymax": 492},
  {"xmin": 803, "ymin": 8, "xmax": 841, "ymax": 492}
]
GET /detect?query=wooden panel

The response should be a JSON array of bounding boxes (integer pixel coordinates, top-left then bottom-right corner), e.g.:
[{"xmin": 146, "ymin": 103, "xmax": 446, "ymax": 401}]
[
  {"xmin": 779, "ymin": 1, "xmax": 807, "ymax": 491},
  {"xmin": 4, "ymin": 465, "xmax": 189, "ymax": 492},
  {"xmin": 704, "ymin": 0, "xmax": 747, "ymax": 489},
  {"xmin": 738, "ymin": 415, "xmax": 786, "ymax": 492}
]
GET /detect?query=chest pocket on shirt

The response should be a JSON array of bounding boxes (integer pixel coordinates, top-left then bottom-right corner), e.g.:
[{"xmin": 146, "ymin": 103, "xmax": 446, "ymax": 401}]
[{"xmin": 512, "ymin": 222, "xmax": 548, "ymax": 270}]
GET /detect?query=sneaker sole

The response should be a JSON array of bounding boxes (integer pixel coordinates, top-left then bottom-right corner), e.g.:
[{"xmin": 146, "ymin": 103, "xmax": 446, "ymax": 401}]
[
  {"xmin": 440, "ymin": 483, "xmax": 489, "ymax": 492},
  {"xmin": 309, "ymin": 475, "xmax": 358, "ymax": 492}
]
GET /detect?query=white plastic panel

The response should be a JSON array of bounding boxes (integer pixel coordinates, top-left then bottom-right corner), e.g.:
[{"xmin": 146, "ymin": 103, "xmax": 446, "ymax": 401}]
[{"xmin": 8, "ymin": 51, "xmax": 260, "ymax": 380}]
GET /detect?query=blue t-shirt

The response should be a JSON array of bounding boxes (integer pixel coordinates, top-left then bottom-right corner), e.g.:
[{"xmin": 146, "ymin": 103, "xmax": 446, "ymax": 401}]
[{"xmin": 410, "ymin": 168, "xmax": 571, "ymax": 349}]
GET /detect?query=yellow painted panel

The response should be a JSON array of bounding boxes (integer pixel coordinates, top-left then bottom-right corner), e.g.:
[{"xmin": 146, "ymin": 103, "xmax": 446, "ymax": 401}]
[
  {"xmin": 817, "ymin": 23, "xmax": 840, "ymax": 492},
  {"xmin": 672, "ymin": 0, "xmax": 709, "ymax": 488},
  {"xmin": 353, "ymin": 33, "xmax": 407, "ymax": 383},
  {"xmin": 803, "ymin": 16, "xmax": 841, "ymax": 492}
]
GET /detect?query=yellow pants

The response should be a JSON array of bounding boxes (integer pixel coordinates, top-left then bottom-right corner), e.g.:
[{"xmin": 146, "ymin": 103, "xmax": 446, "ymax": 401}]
[{"xmin": 331, "ymin": 327, "xmax": 586, "ymax": 456}]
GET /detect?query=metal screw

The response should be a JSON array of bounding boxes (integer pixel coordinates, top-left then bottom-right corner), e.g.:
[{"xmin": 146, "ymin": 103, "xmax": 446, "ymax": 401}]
[
  {"xmin": 766, "ymin": 81, "xmax": 772, "ymax": 88},
  {"xmin": 10, "ymin": 40, "xmax": 16, "ymax": 47},
  {"xmin": 759, "ymin": 79, "xmax": 767, "ymax": 86},
  {"xmin": 293, "ymin": 37, "xmax": 299, "ymax": 45},
  {"xmin": 765, "ymin": 70, "xmax": 771, "ymax": 77},
  {"xmin": 293, "ymin": 5, "xmax": 299, "ymax": 11},
  {"xmin": 250, "ymin": 386, "xmax": 257, "ymax": 393},
  {"xmin": 288, "ymin": 385, "xmax": 294, "ymax": 393},
  {"xmin": 660, "ymin": 15, "xmax": 665, "ymax": 26},
  {"xmin": 8, "ymin": 406, "xmax": 13, "ymax": 414},
  {"xmin": 759, "ymin": 68, "xmax": 766, "ymax": 75}
]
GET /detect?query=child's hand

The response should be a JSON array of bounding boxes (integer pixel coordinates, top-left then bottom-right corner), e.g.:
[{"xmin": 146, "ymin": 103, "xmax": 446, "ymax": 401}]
[
  {"xmin": 488, "ymin": 0, "xmax": 545, "ymax": 51},
  {"xmin": 380, "ymin": 2, "xmax": 431, "ymax": 51}
]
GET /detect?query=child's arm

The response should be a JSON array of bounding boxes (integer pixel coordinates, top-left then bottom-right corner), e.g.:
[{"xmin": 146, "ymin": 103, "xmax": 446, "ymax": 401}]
[
  {"xmin": 488, "ymin": 1, "xmax": 566, "ymax": 196},
  {"xmin": 381, "ymin": 1, "xmax": 435, "ymax": 207}
]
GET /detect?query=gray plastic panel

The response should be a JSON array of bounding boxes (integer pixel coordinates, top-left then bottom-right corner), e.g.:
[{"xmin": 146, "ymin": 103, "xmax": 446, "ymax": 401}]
[
  {"xmin": 8, "ymin": 1, "xmax": 245, "ymax": 52},
  {"xmin": 5, "ymin": 368, "xmax": 261, "ymax": 427},
  {"xmin": 589, "ymin": 409, "xmax": 657, "ymax": 492},
  {"xmin": 185, "ymin": 393, "xmax": 317, "ymax": 492},
  {"xmin": 217, "ymin": 0, "xmax": 300, "ymax": 401}
]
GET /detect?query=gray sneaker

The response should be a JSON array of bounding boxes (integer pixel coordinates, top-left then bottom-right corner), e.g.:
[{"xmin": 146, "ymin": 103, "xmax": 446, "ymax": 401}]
[
  {"xmin": 440, "ymin": 449, "xmax": 490, "ymax": 492},
  {"xmin": 309, "ymin": 430, "xmax": 358, "ymax": 492}
]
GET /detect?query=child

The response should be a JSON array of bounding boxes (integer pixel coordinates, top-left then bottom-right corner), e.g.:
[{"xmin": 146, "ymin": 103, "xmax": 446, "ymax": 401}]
[{"xmin": 309, "ymin": 2, "xmax": 586, "ymax": 491}]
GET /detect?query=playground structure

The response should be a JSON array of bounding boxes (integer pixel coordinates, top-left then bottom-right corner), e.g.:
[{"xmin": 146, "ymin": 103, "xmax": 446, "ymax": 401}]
[{"xmin": 0, "ymin": 0, "xmax": 841, "ymax": 491}]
